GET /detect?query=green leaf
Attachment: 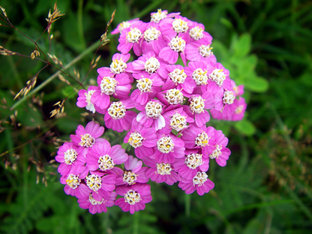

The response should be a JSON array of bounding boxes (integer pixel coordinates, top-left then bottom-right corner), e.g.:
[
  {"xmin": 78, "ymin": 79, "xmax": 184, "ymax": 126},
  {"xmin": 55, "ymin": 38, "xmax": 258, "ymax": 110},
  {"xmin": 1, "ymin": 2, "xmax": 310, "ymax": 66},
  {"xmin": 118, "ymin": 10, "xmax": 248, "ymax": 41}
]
[
  {"xmin": 62, "ymin": 86, "xmax": 76, "ymax": 99},
  {"xmin": 234, "ymin": 119, "xmax": 256, "ymax": 136},
  {"xmin": 244, "ymin": 76, "xmax": 269, "ymax": 92},
  {"xmin": 233, "ymin": 34, "xmax": 251, "ymax": 57},
  {"xmin": 62, "ymin": 13, "xmax": 85, "ymax": 52}
]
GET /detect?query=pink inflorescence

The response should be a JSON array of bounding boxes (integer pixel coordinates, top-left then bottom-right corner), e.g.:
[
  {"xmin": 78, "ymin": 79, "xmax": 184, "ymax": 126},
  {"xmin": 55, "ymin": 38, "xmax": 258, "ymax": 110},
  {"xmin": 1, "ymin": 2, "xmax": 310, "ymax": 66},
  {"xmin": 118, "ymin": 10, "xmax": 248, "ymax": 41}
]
[{"xmin": 56, "ymin": 9, "xmax": 246, "ymax": 214}]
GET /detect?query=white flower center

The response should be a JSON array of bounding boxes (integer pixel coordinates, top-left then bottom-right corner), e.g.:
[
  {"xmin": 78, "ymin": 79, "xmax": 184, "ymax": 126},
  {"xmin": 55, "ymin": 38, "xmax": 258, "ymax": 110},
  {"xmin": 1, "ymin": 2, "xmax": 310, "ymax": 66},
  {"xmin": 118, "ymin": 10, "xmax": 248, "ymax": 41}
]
[
  {"xmin": 124, "ymin": 190, "xmax": 141, "ymax": 205},
  {"xmin": 189, "ymin": 26, "xmax": 204, "ymax": 40},
  {"xmin": 156, "ymin": 163, "xmax": 172, "ymax": 175},
  {"xmin": 66, "ymin": 174, "xmax": 81, "ymax": 189},
  {"xmin": 123, "ymin": 171, "xmax": 137, "ymax": 185},
  {"xmin": 223, "ymin": 91, "xmax": 235, "ymax": 105},
  {"xmin": 137, "ymin": 78, "xmax": 153, "ymax": 92},
  {"xmin": 145, "ymin": 57, "xmax": 160, "ymax": 73},
  {"xmin": 169, "ymin": 68, "xmax": 186, "ymax": 84},
  {"xmin": 190, "ymin": 96, "xmax": 205, "ymax": 114},
  {"xmin": 165, "ymin": 89, "xmax": 184, "ymax": 105},
  {"xmin": 128, "ymin": 132, "xmax": 144, "ymax": 148},
  {"xmin": 89, "ymin": 194, "xmax": 104, "ymax": 205},
  {"xmin": 210, "ymin": 145, "xmax": 222, "ymax": 159},
  {"xmin": 185, "ymin": 153, "xmax": 203, "ymax": 169},
  {"xmin": 235, "ymin": 105, "xmax": 244, "ymax": 114},
  {"xmin": 145, "ymin": 101, "xmax": 162, "ymax": 118},
  {"xmin": 199, "ymin": 45, "xmax": 213, "ymax": 57},
  {"xmin": 86, "ymin": 174, "xmax": 102, "ymax": 192},
  {"xmin": 195, "ymin": 132, "xmax": 209, "ymax": 147},
  {"xmin": 98, "ymin": 155, "xmax": 115, "ymax": 171},
  {"xmin": 172, "ymin": 18, "xmax": 188, "ymax": 33},
  {"xmin": 79, "ymin": 133, "xmax": 95, "ymax": 147},
  {"xmin": 144, "ymin": 27, "xmax": 161, "ymax": 42},
  {"xmin": 169, "ymin": 37, "xmax": 186, "ymax": 52},
  {"xmin": 126, "ymin": 28, "xmax": 142, "ymax": 43},
  {"xmin": 209, "ymin": 69, "xmax": 226, "ymax": 86},
  {"xmin": 193, "ymin": 171, "xmax": 208, "ymax": 186},
  {"xmin": 170, "ymin": 113, "xmax": 187, "ymax": 132},
  {"xmin": 85, "ymin": 90, "xmax": 95, "ymax": 113},
  {"xmin": 64, "ymin": 148, "xmax": 78, "ymax": 165},
  {"xmin": 157, "ymin": 136, "xmax": 174, "ymax": 153},
  {"xmin": 119, "ymin": 21, "xmax": 131, "ymax": 32},
  {"xmin": 192, "ymin": 68, "xmax": 208, "ymax": 85},
  {"xmin": 100, "ymin": 77, "xmax": 117, "ymax": 95},
  {"xmin": 108, "ymin": 101, "xmax": 126, "ymax": 119},
  {"xmin": 151, "ymin": 9, "xmax": 167, "ymax": 23},
  {"xmin": 110, "ymin": 59, "xmax": 127, "ymax": 74}
]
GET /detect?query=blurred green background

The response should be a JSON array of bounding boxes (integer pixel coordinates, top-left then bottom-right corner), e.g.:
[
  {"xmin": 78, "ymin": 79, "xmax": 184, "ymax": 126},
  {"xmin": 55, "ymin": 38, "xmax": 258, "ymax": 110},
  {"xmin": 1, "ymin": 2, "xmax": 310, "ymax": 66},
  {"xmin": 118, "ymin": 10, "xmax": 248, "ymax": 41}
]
[{"xmin": 1, "ymin": 0, "xmax": 312, "ymax": 233}]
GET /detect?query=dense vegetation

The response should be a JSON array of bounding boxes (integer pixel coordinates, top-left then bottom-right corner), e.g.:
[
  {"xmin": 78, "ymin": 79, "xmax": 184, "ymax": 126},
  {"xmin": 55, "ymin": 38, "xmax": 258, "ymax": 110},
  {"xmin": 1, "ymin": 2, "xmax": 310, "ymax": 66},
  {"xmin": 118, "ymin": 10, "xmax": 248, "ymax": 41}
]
[{"xmin": 0, "ymin": 0, "xmax": 311, "ymax": 233}]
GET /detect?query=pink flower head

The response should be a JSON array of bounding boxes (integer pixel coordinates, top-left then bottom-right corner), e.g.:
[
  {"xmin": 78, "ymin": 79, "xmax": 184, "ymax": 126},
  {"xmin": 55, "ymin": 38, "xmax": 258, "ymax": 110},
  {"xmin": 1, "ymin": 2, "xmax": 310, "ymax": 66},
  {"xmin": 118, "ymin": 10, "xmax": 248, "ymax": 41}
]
[
  {"xmin": 136, "ymin": 100, "xmax": 166, "ymax": 131},
  {"xmin": 111, "ymin": 18, "xmax": 140, "ymax": 34},
  {"xmin": 117, "ymin": 21, "xmax": 146, "ymax": 56},
  {"xmin": 187, "ymin": 21, "xmax": 212, "ymax": 43},
  {"xmin": 83, "ymin": 172, "xmax": 117, "ymax": 202},
  {"xmin": 185, "ymin": 61, "xmax": 210, "ymax": 89},
  {"xmin": 104, "ymin": 100, "xmax": 136, "ymax": 132},
  {"xmin": 78, "ymin": 191, "xmax": 116, "ymax": 214},
  {"xmin": 87, "ymin": 140, "xmax": 128, "ymax": 172},
  {"xmin": 207, "ymin": 62, "xmax": 231, "ymax": 89},
  {"xmin": 159, "ymin": 106, "xmax": 194, "ymax": 134},
  {"xmin": 200, "ymin": 81, "xmax": 224, "ymax": 111},
  {"xmin": 159, "ymin": 33, "xmax": 189, "ymax": 64},
  {"xmin": 145, "ymin": 158, "xmax": 180, "ymax": 185},
  {"xmin": 182, "ymin": 124, "xmax": 215, "ymax": 152},
  {"xmin": 162, "ymin": 15, "xmax": 192, "ymax": 36},
  {"xmin": 185, "ymin": 41, "xmax": 216, "ymax": 63},
  {"xmin": 178, "ymin": 172, "xmax": 214, "ymax": 195},
  {"xmin": 115, "ymin": 156, "xmax": 149, "ymax": 185},
  {"xmin": 124, "ymin": 121, "xmax": 157, "ymax": 159},
  {"xmin": 127, "ymin": 52, "xmax": 166, "ymax": 79},
  {"xmin": 141, "ymin": 22, "xmax": 167, "ymax": 55},
  {"xmin": 60, "ymin": 173, "xmax": 90, "ymax": 198},
  {"xmin": 115, "ymin": 184, "xmax": 152, "ymax": 214},
  {"xmin": 161, "ymin": 64, "xmax": 195, "ymax": 95},
  {"xmin": 206, "ymin": 129, "xmax": 231, "ymax": 167},
  {"xmin": 77, "ymin": 86, "xmax": 105, "ymax": 114},
  {"xmin": 70, "ymin": 121, "xmax": 105, "ymax": 148},
  {"xmin": 130, "ymin": 73, "xmax": 163, "ymax": 107},
  {"xmin": 174, "ymin": 149, "xmax": 209, "ymax": 180},
  {"xmin": 150, "ymin": 9, "xmax": 179, "ymax": 24},
  {"xmin": 184, "ymin": 95, "xmax": 211, "ymax": 127},
  {"xmin": 210, "ymin": 97, "xmax": 247, "ymax": 121},
  {"xmin": 56, "ymin": 142, "xmax": 86, "ymax": 177},
  {"xmin": 153, "ymin": 133, "xmax": 185, "ymax": 163}
]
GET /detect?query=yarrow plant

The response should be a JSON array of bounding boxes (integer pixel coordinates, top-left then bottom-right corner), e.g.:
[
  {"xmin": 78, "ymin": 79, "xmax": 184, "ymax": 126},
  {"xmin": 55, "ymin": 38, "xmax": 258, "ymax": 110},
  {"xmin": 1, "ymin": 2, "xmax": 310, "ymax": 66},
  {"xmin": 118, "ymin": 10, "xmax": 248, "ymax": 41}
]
[{"xmin": 56, "ymin": 9, "xmax": 247, "ymax": 214}]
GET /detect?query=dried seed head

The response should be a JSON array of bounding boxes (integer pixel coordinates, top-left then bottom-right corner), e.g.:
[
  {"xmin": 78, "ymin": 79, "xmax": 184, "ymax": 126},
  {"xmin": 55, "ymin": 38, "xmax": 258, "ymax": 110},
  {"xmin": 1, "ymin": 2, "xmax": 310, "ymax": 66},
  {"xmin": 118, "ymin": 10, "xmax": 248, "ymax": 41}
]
[
  {"xmin": 14, "ymin": 75, "xmax": 38, "ymax": 100},
  {"xmin": 30, "ymin": 49, "xmax": 40, "ymax": 60},
  {"xmin": 0, "ymin": 45, "xmax": 16, "ymax": 56},
  {"xmin": 46, "ymin": 3, "xmax": 65, "ymax": 34},
  {"xmin": 50, "ymin": 99, "xmax": 65, "ymax": 118}
]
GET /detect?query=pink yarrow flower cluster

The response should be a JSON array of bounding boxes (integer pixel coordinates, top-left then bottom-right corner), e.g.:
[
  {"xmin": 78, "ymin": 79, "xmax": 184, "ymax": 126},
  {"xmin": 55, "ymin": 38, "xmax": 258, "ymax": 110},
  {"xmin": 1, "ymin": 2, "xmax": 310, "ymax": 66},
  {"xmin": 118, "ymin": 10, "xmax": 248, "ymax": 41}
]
[{"xmin": 57, "ymin": 9, "xmax": 246, "ymax": 215}]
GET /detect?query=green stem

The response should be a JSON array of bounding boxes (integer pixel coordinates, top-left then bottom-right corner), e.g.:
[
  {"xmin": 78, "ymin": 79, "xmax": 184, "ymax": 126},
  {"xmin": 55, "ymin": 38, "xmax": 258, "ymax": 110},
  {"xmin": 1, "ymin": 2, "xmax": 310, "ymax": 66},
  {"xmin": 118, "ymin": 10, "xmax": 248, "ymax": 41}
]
[
  {"xmin": 78, "ymin": 0, "xmax": 86, "ymax": 49},
  {"xmin": 11, "ymin": 40, "xmax": 101, "ymax": 110},
  {"xmin": 133, "ymin": 212, "xmax": 139, "ymax": 234},
  {"xmin": 185, "ymin": 194, "xmax": 191, "ymax": 217}
]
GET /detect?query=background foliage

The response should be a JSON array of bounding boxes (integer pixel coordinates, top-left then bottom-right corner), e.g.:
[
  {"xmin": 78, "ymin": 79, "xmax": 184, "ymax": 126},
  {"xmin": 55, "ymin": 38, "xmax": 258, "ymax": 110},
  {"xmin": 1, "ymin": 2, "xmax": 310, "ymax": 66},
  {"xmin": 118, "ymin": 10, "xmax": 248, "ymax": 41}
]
[{"xmin": 1, "ymin": 0, "xmax": 312, "ymax": 233}]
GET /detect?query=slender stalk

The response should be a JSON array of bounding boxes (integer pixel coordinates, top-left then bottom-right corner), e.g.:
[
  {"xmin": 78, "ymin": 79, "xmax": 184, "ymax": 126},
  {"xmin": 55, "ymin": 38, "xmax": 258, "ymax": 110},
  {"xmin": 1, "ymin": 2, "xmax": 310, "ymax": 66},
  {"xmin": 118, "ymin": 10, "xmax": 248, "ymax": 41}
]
[
  {"xmin": 11, "ymin": 40, "xmax": 101, "ymax": 110},
  {"xmin": 185, "ymin": 194, "xmax": 191, "ymax": 217},
  {"xmin": 77, "ymin": 0, "xmax": 86, "ymax": 49}
]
